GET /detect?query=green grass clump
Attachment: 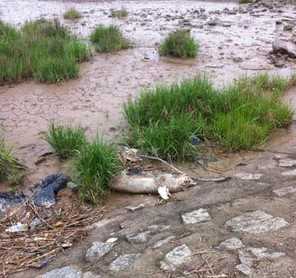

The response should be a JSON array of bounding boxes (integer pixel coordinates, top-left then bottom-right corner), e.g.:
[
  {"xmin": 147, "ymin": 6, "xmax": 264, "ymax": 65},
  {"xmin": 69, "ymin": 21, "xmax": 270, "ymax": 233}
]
[
  {"xmin": 0, "ymin": 138, "xmax": 24, "ymax": 184},
  {"xmin": 159, "ymin": 29, "xmax": 198, "ymax": 58},
  {"xmin": 45, "ymin": 123, "xmax": 87, "ymax": 159},
  {"xmin": 90, "ymin": 25, "xmax": 129, "ymax": 53},
  {"xmin": 0, "ymin": 19, "xmax": 90, "ymax": 84},
  {"xmin": 64, "ymin": 8, "xmax": 82, "ymax": 20},
  {"xmin": 73, "ymin": 139, "xmax": 121, "ymax": 204},
  {"xmin": 239, "ymin": 0, "xmax": 253, "ymax": 4},
  {"xmin": 124, "ymin": 74, "xmax": 292, "ymax": 160},
  {"xmin": 111, "ymin": 8, "xmax": 128, "ymax": 18}
]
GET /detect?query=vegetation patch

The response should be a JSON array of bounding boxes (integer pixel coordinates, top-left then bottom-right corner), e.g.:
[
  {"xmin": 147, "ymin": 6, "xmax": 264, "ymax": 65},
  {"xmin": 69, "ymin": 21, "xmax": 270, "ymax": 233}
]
[
  {"xmin": 45, "ymin": 123, "xmax": 87, "ymax": 160},
  {"xmin": 239, "ymin": 0, "xmax": 253, "ymax": 4},
  {"xmin": 90, "ymin": 25, "xmax": 129, "ymax": 53},
  {"xmin": 64, "ymin": 8, "xmax": 82, "ymax": 20},
  {"xmin": 0, "ymin": 137, "xmax": 24, "ymax": 184},
  {"xmin": 159, "ymin": 29, "xmax": 199, "ymax": 58},
  {"xmin": 111, "ymin": 8, "xmax": 128, "ymax": 18},
  {"xmin": 124, "ymin": 74, "xmax": 293, "ymax": 160},
  {"xmin": 0, "ymin": 19, "xmax": 90, "ymax": 84},
  {"xmin": 73, "ymin": 139, "xmax": 121, "ymax": 204}
]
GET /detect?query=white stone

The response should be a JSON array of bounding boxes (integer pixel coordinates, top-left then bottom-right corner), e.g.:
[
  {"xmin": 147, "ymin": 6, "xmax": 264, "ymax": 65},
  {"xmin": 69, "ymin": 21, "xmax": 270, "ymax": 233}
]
[
  {"xmin": 181, "ymin": 208, "xmax": 211, "ymax": 224},
  {"xmin": 273, "ymin": 186, "xmax": 296, "ymax": 197},
  {"xmin": 225, "ymin": 210, "xmax": 289, "ymax": 234},
  {"xmin": 279, "ymin": 159, "xmax": 296, "ymax": 168},
  {"xmin": 85, "ymin": 241, "xmax": 115, "ymax": 263},
  {"xmin": 281, "ymin": 169, "xmax": 296, "ymax": 176},
  {"xmin": 235, "ymin": 173, "xmax": 263, "ymax": 180},
  {"xmin": 109, "ymin": 254, "xmax": 140, "ymax": 272},
  {"xmin": 126, "ymin": 231, "xmax": 151, "ymax": 244},
  {"xmin": 160, "ymin": 244, "xmax": 192, "ymax": 272},
  {"xmin": 218, "ymin": 237, "xmax": 244, "ymax": 250},
  {"xmin": 39, "ymin": 266, "xmax": 82, "ymax": 278}
]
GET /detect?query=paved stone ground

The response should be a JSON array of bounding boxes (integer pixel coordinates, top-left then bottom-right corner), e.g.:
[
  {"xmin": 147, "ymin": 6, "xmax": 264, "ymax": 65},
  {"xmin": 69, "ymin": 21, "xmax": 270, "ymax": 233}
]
[{"xmin": 15, "ymin": 115, "xmax": 296, "ymax": 278}]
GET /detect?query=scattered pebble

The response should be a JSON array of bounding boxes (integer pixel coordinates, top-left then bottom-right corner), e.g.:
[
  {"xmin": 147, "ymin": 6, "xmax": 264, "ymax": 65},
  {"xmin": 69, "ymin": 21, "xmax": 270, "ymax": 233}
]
[{"xmin": 181, "ymin": 208, "xmax": 211, "ymax": 224}]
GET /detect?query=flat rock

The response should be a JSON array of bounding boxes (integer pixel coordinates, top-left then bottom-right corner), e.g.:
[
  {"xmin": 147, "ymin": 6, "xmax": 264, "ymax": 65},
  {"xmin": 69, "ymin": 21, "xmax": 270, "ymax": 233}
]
[
  {"xmin": 152, "ymin": 235, "xmax": 176, "ymax": 249},
  {"xmin": 235, "ymin": 173, "xmax": 263, "ymax": 180},
  {"xmin": 38, "ymin": 266, "xmax": 82, "ymax": 278},
  {"xmin": 225, "ymin": 210, "xmax": 289, "ymax": 234},
  {"xmin": 126, "ymin": 231, "xmax": 151, "ymax": 244},
  {"xmin": 273, "ymin": 186, "xmax": 296, "ymax": 197},
  {"xmin": 218, "ymin": 237, "xmax": 244, "ymax": 250},
  {"xmin": 181, "ymin": 208, "xmax": 211, "ymax": 224},
  {"xmin": 109, "ymin": 254, "xmax": 140, "ymax": 272},
  {"xmin": 236, "ymin": 247, "xmax": 285, "ymax": 275},
  {"xmin": 85, "ymin": 241, "xmax": 115, "ymax": 263},
  {"xmin": 278, "ymin": 159, "xmax": 296, "ymax": 167},
  {"xmin": 160, "ymin": 244, "xmax": 192, "ymax": 272},
  {"xmin": 281, "ymin": 169, "xmax": 296, "ymax": 176}
]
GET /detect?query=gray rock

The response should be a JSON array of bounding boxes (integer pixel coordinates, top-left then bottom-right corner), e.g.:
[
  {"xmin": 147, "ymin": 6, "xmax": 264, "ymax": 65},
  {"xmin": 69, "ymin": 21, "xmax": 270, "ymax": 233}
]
[
  {"xmin": 39, "ymin": 266, "xmax": 82, "ymax": 278},
  {"xmin": 272, "ymin": 39, "xmax": 296, "ymax": 58},
  {"xmin": 225, "ymin": 210, "xmax": 289, "ymax": 234},
  {"xmin": 83, "ymin": 272, "xmax": 101, "ymax": 278},
  {"xmin": 273, "ymin": 186, "xmax": 296, "ymax": 197},
  {"xmin": 160, "ymin": 244, "xmax": 192, "ymax": 271},
  {"xmin": 109, "ymin": 254, "xmax": 140, "ymax": 272},
  {"xmin": 181, "ymin": 208, "xmax": 211, "ymax": 224},
  {"xmin": 152, "ymin": 235, "xmax": 176, "ymax": 249},
  {"xmin": 126, "ymin": 231, "xmax": 151, "ymax": 244},
  {"xmin": 278, "ymin": 159, "xmax": 296, "ymax": 167},
  {"xmin": 85, "ymin": 241, "xmax": 115, "ymax": 263},
  {"xmin": 218, "ymin": 237, "xmax": 244, "ymax": 250},
  {"xmin": 236, "ymin": 263, "xmax": 253, "ymax": 276},
  {"xmin": 236, "ymin": 247, "xmax": 285, "ymax": 276},
  {"xmin": 235, "ymin": 172, "xmax": 263, "ymax": 180}
]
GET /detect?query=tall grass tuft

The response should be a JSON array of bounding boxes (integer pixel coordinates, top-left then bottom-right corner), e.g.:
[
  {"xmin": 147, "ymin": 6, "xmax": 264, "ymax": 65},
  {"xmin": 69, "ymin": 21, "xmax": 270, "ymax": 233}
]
[
  {"xmin": 159, "ymin": 29, "xmax": 198, "ymax": 58},
  {"xmin": 64, "ymin": 8, "xmax": 82, "ymax": 20},
  {"xmin": 73, "ymin": 139, "xmax": 121, "ymax": 204},
  {"xmin": 45, "ymin": 123, "xmax": 87, "ymax": 159},
  {"xmin": 90, "ymin": 25, "xmax": 129, "ymax": 53},
  {"xmin": 0, "ymin": 138, "xmax": 24, "ymax": 184},
  {"xmin": 0, "ymin": 19, "xmax": 90, "ymax": 84},
  {"xmin": 124, "ymin": 74, "xmax": 293, "ymax": 159}
]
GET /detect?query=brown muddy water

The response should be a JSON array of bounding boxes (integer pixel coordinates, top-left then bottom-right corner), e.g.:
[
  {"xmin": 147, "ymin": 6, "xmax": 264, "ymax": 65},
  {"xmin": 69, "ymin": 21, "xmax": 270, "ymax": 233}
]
[{"xmin": 0, "ymin": 0, "xmax": 296, "ymax": 183}]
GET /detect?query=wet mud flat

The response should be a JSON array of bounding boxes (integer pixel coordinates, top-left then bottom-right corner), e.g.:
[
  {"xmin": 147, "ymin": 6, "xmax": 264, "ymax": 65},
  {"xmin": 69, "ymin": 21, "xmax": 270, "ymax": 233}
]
[{"xmin": 0, "ymin": 0, "xmax": 296, "ymax": 277}]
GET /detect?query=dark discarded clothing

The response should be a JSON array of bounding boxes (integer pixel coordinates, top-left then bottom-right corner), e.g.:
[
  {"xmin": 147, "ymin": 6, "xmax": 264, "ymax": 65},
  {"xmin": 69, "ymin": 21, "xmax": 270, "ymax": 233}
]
[
  {"xmin": 0, "ymin": 192, "xmax": 26, "ymax": 213},
  {"xmin": 32, "ymin": 173, "xmax": 70, "ymax": 207}
]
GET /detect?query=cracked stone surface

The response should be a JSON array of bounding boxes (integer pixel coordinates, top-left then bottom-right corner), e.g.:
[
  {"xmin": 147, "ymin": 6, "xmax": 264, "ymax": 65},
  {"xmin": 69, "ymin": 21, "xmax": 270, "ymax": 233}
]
[
  {"xmin": 109, "ymin": 254, "xmax": 141, "ymax": 272},
  {"xmin": 85, "ymin": 241, "xmax": 115, "ymax": 263},
  {"xmin": 38, "ymin": 266, "xmax": 82, "ymax": 278},
  {"xmin": 217, "ymin": 237, "xmax": 244, "ymax": 250},
  {"xmin": 160, "ymin": 244, "xmax": 192, "ymax": 272},
  {"xmin": 225, "ymin": 210, "xmax": 289, "ymax": 234},
  {"xmin": 181, "ymin": 208, "xmax": 211, "ymax": 224}
]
